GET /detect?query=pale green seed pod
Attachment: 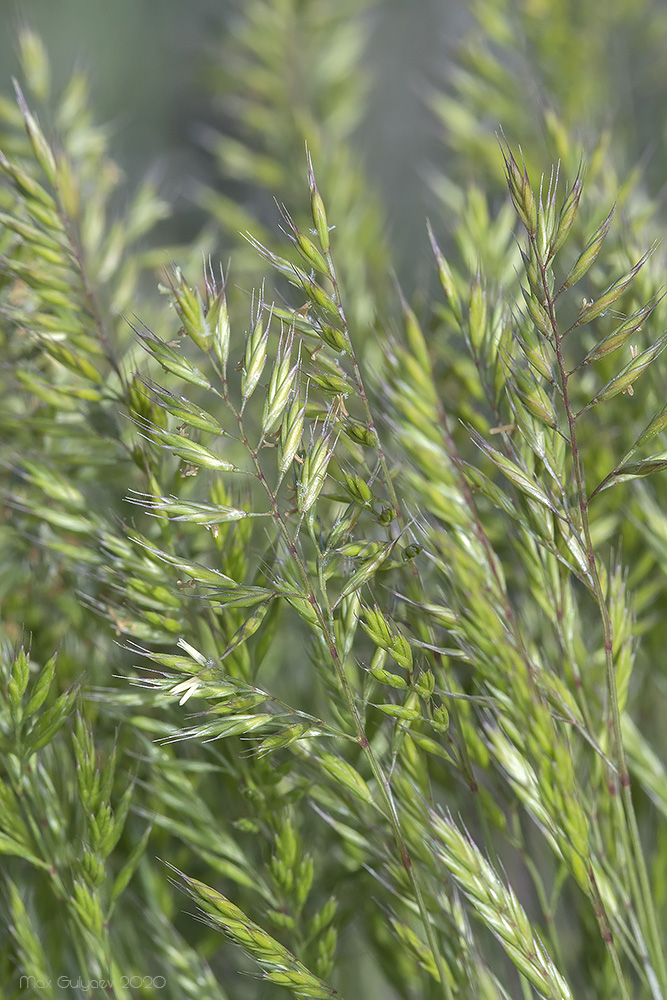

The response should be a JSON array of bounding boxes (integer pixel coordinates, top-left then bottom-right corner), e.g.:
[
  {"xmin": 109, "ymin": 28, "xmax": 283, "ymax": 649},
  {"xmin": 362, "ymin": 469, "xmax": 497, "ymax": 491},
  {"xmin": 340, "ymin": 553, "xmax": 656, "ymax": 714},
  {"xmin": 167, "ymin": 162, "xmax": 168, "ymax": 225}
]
[
  {"xmin": 310, "ymin": 897, "xmax": 337, "ymax": 938},
  {"xmin": 319, "ymin": 753, "xmax": 373, "ymax": 805},
  {"xmin": 583, "ymin": 332, "xmax": 667, "ymax": 410},
  {"xmin": 634, "ymin": 400, "xmax": 667, "ymax": 449},
  {"xmin": 302, "ymin": 274, "xmax": 339, "ymax": 321},
  {"xmin": 583, "ymin": 302, "xmax": 652, "ymax": 364},
  {"xmin": 170, "ymin": 271, "xmax": 221, "ymax": 353},
  {"xmin": 279, "ymin": 395, "xmax": 306, "ymax": 475},
  {"xmin": 316, "ymin": 324, "xmax": 347, "ymax": 352},
  {"xmin": 16, "ymin": 85, "xmax": 57, "ymax": 187},
  {"xmin": 344, "ymin": 472, "xmax": 372, "ymax": 506},
  {"xmin": 294, "ymin": 855, "xmax": 314, "ymax": 911},
  {"xmin": 18, "ymin": 28, "xmax": 51, "ymax": 101},
  {"xmin": 575, "ymin": 250, "xmax": 650, "ymax": 327},
  {"xmin": 431, "ymin": 705, "xmax": 450, "ymax": 732},
  {"xmin": 0, "ymin": 147, "xmax": 56, "ymax": 209},
  {"xmin": 284, "ymin": 593, "xmax": 321, "ymax": 628},
  {"xmin": 391, "ymin": 632, "xmax": 413, "ymax": 671},
  {"xmin": 311, "ymin": 371, "xmax": 349, "ymax": 395},
  {"xmin": 523, "ymin": 288, "xmax": 552, "ymax": 338},
  {"xmin": 361, "ymin": 604, "xmax": 393, "ymax": 647},
  {"xmin": 307, "ymin": 152, "xmax": 330, "ymax": 252},
  {"xmin": 428, "ymin": 223, "xmax": 463, "ymax": 325},
  {"xmin": 370, "ymin": 664, "xmax": 407, "ymax": 690},
  {"xmin": 468, "ymin": 276, "xmax": 487, "ymax": 351},
  {"xmin": 344, "ymin": 421, "xmax": 377, "ymax": 447},
  {"xmin": 242, "ymin": 316, "xmax": 270, "ymax": 401},
  {"xmin": 413, "ymin": 668, "xmax": 434, "ymax": 698},
  {"xmin": 262, "ymin": 363, "xmax": 297, "ymax": 434},
  {"xmin": 377, "ymin": 505, "xmax": 395, "ymax": 525},
  {"xmin": 295, "ymin": 230, "xmax": 330, "ymax": 275},
  {"xmin": 152, "ymin": 429, "xmax": 237, "ymax": 472},
  {"xmin": 298, "ymin": 429, "xmax": 334, "ymax": 513},
  {"xmin": 325, "ymin": 503, "xmax": 361, "ymax": 550},
  {"xmin": 548, "ymin": 173, "xmax": 583, "ymax": 261},
  {"xmin": 9, "ymin": 648, "xmax": 30, "ymax": 707},
  {"xmin": 263, "ymin": 332, "xmax": 297, "ymax": 434},
  {"xmin": 522, "ymin": 176, "xmax": 537, "ymax": 237},
  {"xmin": 504, "ymin": 147, "xmax": 537, "ymax": 236},
  {"xmin": 337, "ymin": 540, "xmax": 394, "ymax": 603},
  {"xmin": 311, "ymin": 188, "xmax": 330, "ymax": 252},
  {"xmin": 214, "ymin": 288, "xmax": 231, "ymax": 375},
  {"xmin": 560, "ymin": 203, "xmax": 615, "ymax": 291}
]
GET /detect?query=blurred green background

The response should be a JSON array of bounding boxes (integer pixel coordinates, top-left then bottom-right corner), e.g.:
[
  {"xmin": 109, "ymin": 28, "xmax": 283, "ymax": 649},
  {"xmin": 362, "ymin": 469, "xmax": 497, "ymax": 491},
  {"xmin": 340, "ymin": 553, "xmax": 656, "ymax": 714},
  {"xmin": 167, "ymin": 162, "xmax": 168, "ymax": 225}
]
[
  {"xmin": 2, "ymin": 0, "xmax": 667, "ymax": 287},
  {"xmin": 0, "ymin": 0, "xmax": 467, "ymax": 285}
]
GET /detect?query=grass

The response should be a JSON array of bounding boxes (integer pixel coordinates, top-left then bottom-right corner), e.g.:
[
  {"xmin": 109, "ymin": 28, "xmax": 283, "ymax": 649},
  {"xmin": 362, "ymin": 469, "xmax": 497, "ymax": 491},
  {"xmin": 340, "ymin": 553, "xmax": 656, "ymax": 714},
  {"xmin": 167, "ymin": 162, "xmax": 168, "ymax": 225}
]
[{"xmin": 2, "ymin": 4, "xmax": 667, "ymax": 998}]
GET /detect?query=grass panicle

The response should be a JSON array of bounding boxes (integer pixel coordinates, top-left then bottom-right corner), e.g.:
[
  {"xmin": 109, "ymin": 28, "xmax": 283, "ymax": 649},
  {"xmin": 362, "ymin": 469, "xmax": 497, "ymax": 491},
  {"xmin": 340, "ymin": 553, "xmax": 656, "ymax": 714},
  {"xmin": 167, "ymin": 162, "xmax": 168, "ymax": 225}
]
[{"xmin": 2, "ymin": 7, "xmax": 667, "ymax": 1000}]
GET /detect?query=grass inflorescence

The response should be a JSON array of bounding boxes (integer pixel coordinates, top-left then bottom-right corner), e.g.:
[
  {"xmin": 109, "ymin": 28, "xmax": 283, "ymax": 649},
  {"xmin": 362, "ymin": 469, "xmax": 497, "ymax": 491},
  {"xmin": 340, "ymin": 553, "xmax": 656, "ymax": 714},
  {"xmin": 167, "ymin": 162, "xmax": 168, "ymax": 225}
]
[{"xmin": 2, "ymin": 7, "xmax": 667, "ymax": 999}]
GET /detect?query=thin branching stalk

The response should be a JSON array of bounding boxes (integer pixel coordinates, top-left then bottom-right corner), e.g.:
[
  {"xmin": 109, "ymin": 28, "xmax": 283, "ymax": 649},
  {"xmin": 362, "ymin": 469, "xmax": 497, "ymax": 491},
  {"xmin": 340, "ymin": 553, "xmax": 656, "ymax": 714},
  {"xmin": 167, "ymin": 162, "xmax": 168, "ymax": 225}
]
[
  {"xmin": 530, "ymin": 218, "xmax": 664, "ymax": 1000},
  {"xmin": 223, "ymin": 370, "xmax": 455, "ymax": 1000}
]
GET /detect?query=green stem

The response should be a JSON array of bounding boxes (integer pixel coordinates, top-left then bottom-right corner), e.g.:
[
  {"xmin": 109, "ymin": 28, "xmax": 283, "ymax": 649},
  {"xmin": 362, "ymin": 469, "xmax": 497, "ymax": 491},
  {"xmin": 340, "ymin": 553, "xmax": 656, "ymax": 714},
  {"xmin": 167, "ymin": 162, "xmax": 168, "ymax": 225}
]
[
  {"xmin": 325, "ymin": 247, "xmax": 569, "ymax": 991},
  {"xmin": 55, "ymin": 186, "xmax": 126, "ymax": 390},
  {"xmin": 323, "ymin": 251, "xmax": 405, "ymax": 530},
  {"xmin": 231, "ymin": 400, "xmax": 454, "ymax": 1000},
  {"xmin": 535, "ymin": 235, "xmax": 665, "ymax": 998}
]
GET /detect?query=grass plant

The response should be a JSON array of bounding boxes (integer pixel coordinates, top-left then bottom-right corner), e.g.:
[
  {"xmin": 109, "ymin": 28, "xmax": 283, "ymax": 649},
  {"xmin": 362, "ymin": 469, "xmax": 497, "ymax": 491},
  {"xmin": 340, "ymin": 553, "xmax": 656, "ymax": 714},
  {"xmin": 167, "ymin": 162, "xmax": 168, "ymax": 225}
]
[{"xmin": 2, "ymin": 5, "xmax": 667, "ymax": 998}]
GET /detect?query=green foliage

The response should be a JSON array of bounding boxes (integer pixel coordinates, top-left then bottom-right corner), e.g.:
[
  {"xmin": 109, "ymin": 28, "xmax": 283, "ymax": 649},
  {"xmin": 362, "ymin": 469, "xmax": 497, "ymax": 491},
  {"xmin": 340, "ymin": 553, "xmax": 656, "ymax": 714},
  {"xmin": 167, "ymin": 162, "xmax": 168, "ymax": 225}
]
[{"xmin": 3, "ymin": 6, "xmax": 667, "ymax": 1000}]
